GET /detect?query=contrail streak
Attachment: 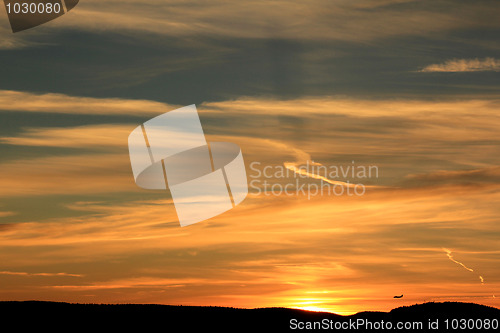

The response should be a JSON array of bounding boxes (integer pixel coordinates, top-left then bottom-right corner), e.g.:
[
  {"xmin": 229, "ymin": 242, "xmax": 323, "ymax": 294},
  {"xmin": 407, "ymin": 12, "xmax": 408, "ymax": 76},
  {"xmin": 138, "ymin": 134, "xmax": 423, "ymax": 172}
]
[
  {"xmin": 444, "ymin": 248, "xmax": 474, "ymax": 272},
  {"xmin": 284, "ymin": 161, "xmax": 385, "ymax": 188},
  {"xmin": 443, "ymin": 248, "xmax": 484, "ymax": 284},
  {"xmin": 284, "ymin": 162, "xmax": 357, "ymax": 187}
]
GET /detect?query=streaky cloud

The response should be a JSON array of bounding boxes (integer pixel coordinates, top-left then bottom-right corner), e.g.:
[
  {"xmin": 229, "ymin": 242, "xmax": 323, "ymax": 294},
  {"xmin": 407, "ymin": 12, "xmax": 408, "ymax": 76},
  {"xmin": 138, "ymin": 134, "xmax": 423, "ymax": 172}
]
[
  {"xmin": 0, "ymin": 90, "xmax": 179, "ymax": 116},
  {"xmin": 0, "ymin": 271, "xmax": 83, "ymax": 277},
  {"xmin": 421, "ymin": 58, "xmax": 500, "ymax": 72}
]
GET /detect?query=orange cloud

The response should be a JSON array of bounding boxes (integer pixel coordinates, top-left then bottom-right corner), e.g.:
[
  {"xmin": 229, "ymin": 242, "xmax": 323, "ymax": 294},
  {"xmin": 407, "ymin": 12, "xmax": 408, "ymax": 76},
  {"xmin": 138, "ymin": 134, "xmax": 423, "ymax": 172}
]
[
  {"xmin": 0, "ymin": 271, "xmax": 83, "ymax": 277},
  {"xmin": 0, "ymin": 124, "xmax": 133, "ymax": 149},
  {"xmin": 0, "ymin": 153, "xmax": 135, "ymax": 197},
  {"xmin": 421, "ymin": 58, "xmax": 500, "ymax": 72},
  {"xmin": 50, "ymin": 1, "xmax": 499, "ymax": 43},
  {"xmin": 1, "ymin": 184, "xmax": 499, "ymax": 312},
  {"xmin": 0, "ymin": 90, "xmax": 178, "ymax": 115},
  {"xmin": 1, "ymin": 93, "xmax": 499, "ymax": 312}
]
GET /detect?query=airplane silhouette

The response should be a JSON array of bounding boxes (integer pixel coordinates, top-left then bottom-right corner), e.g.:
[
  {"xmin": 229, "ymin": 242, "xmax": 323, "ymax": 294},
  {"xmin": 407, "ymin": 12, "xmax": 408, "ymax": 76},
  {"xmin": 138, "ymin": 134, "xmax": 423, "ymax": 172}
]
[{"xmin": 394, "ymin": 295, "xmax": 404, "ymax": 298}]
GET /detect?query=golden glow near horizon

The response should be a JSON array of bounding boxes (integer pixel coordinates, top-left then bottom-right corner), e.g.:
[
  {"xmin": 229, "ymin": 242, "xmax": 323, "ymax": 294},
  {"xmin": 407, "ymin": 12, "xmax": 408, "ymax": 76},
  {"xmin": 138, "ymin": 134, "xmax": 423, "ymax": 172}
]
[{"xmin": 0, "ymin": 94, "xmax": 499, "ymax": 314}]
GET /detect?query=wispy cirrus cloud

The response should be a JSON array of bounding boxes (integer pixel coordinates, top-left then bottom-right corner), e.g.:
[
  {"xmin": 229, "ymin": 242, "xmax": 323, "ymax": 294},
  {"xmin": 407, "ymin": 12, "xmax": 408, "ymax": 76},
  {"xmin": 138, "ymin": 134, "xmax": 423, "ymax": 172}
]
[
  {"xmin": 50, "ymin": 1, "xmax": 500, "ymax": 43},
  {"xmin": 0, "ymin": 211, "xmax": 15, "ymax": 218},
  {"xmin": 1, "ymin": 92, "xmax": 500, "ymax": 312},
  {"xmin": 0, "ymin": 153, "xmax": 135, "ymax": 197},
  {"xmin": 0, "ymin": 90, "xmax": 178, "ymax": 116},
  {"xmin": 0, "ymin": 271, "xmax": 83, "ymax": 277},
  {"xmin": 406, "ymin": 167, "xmax": 500, "ymax": 186},
  {"xmin": 1, "ymin": 184, "xmax": 499, "ymax": 312},
  {"xmin": 1, "ymin": 92, "xmax": 500, "ymax": 195},
  {"xmin": 2, "ymin": 0, "xmax": 499, "ymax": 47},
  {"xmin": 3, "ymin": 89, "xmax": 499, "ymax": 118},
  {"xmin": 420, "ymin": 58, "xmax": 500, "ymax": 72},
  {"xmin": 0, "ymin": 125, "xmax": 133, "ymax": 149},
  {"xmin": 0, "ymin": 11, "xmax": 34, "ymax": 49}
]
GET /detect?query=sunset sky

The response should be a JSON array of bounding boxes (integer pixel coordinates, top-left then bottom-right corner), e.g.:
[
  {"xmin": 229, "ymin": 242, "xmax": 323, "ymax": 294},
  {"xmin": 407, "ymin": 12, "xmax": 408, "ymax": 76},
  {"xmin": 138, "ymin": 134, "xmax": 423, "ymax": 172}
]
[{"xmin": 0, "ymin": 0, "xmax": 499, "ymax": 315}]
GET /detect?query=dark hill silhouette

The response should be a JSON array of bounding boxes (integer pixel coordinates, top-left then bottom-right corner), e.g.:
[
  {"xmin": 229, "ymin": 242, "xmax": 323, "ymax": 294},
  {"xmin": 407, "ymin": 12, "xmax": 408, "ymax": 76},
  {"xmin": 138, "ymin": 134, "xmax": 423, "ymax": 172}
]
[{"xmin": 0, "ymin": 301, "xmax": 498, "ymax": 332}]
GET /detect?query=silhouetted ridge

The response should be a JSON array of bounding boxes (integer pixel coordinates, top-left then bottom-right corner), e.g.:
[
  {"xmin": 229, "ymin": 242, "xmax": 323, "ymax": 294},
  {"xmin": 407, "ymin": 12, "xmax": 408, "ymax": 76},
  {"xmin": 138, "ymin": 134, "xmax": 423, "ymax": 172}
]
[{"xmin": 0, "ymin": 301, "xmax": 497, "ymax": 332}]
